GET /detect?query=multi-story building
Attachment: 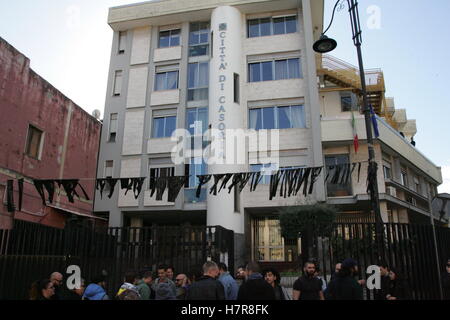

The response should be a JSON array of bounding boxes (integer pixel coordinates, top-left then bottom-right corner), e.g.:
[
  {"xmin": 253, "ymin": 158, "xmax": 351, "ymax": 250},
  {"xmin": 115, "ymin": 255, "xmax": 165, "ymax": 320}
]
[
  {"xmin": 0, "ymin": 37, "xmax": 104, "ymax": 229},
  {"xmin": 318, "ymin": 54, "xmax": 442, "ymax": 226},
  {"xmin": 95, "ymin": 0, "xmax": 443, "ymax": 269}
]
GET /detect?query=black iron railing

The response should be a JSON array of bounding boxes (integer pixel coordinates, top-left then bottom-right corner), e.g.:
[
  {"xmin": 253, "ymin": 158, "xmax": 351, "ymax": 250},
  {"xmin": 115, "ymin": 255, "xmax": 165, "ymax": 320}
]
[
  {"xmin": 1, "ymin": 220, "xmax": 448, "ymax": 300},
  {"xmin": 0, "ymin": 220, "xmax": 234, "ymax": 300}
]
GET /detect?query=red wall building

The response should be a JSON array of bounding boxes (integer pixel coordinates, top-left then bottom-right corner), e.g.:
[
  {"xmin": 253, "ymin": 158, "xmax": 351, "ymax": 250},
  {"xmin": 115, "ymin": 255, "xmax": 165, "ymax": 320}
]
[{"xmin": 0, "ymin": 37, "xmax": 104, "ymax": 229}]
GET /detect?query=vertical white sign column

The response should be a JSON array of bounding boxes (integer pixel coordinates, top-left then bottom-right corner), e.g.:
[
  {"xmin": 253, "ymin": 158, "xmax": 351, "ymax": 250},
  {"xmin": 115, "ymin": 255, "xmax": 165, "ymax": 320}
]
[{"xmin": 207, "ymin": 6, "xmax": 245, "ymax": 234}]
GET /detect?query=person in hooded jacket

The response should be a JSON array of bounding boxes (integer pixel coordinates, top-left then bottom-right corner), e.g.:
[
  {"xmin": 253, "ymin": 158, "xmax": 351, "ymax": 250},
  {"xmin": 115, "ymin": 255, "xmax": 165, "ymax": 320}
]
[
  {"xmin": 237, "ymin": 262, "xmax": 276, "ymax": 300},
  {"xmin": 325, "ymin": 258, "xmax": 363, "ymax": 301},
  {"xmin": 116, "ymin": 271, "xmax": 141, "ymax": 300},
  {"xmin": 82, "ymin": 275, "xmax": 109, "ymax": 300}
]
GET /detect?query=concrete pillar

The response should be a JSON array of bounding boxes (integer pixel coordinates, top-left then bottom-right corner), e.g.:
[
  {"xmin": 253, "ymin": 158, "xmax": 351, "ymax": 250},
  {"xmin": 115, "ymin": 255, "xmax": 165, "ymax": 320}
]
[
  {"xmin": 207, "ymin": 6, "xmax": 246, "ymax": 269},
  {"xmin": 301, "ymin": 0, "xmax": 325, "ymax": 201},
  {"xmin": 207, "ymin": 6, "xmax": 245, "ymax": 234}
]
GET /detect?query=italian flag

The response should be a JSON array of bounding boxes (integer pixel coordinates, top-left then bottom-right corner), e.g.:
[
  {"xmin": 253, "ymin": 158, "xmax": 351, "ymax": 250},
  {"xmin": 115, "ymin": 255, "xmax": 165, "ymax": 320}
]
[{"xmin": 352, "ymin": 112, "xmax": 359, "ymax": 153}]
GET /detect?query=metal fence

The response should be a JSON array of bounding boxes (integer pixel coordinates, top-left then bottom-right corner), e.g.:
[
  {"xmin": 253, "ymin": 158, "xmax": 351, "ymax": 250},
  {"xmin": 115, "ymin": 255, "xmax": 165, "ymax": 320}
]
[
  {"xmin": 315, "ymin": 223, "xmax": 450, "ymax": 300},
  {"xmin": 0, "ymin": 219, "xmax": 234, "ymax": 300},
  {"xmin": 1, "ymin": 220, "xmax": 449, "ymax": 300}
]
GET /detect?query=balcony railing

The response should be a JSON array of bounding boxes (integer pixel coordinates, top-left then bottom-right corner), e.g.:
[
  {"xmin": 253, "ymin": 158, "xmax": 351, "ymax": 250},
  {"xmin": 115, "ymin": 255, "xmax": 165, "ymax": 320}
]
[{"xmin": 317, "ymin": 54, "xmax": 384, "ymax": 89}]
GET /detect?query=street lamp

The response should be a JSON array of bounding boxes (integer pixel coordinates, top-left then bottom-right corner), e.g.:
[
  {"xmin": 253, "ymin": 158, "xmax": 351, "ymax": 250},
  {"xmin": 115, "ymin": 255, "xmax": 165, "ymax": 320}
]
[
  {"xmin": 314, "ymin": 0, "xmax": 384, "ymax": 254},
  {"xmin": 313, "ymin": 35, "xmax": 337, "ymax": 53}
]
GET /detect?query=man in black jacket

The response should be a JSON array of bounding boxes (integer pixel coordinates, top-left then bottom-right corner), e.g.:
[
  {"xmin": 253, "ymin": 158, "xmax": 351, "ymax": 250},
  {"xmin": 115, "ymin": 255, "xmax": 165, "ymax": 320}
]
[
  {"xmin": 374, "ymin": 262, "xmax": 391, "ymax": 300},
  {"xmin": 325, "ymin": 258, "xmax": 363, "ymax": 300},
  {"xmin": 237, "ymin": 261, "xmax": 276, "ymax": 300},
  {"xmin": 186, "ymin": 261, "xmax": 225, "ymax": 300}
]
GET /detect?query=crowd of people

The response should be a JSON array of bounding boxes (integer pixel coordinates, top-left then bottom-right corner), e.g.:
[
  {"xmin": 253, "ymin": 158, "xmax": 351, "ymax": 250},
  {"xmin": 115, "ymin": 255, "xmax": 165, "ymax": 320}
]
[{"xmin": 28, "ymin": 258, "xmax": 450, "ymax": 301}]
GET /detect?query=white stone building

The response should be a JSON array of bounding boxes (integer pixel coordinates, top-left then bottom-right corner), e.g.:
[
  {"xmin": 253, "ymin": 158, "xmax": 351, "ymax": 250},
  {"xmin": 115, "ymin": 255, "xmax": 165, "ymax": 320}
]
[{"xmin": 94, "ymin": 0, "xmax": 443, "ymax": 270}]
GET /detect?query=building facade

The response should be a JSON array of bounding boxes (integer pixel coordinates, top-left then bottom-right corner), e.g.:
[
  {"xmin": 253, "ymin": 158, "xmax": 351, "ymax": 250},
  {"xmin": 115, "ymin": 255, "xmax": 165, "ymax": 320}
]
[
  {"xmin": 318, "ymin": 54, "xmax": 442, "ymax": 227},
  {"xmin": 95, "ymin": 0, "xmax": 442, "ymax": 269},
  {"xmin": 0, "ymin": 37, "xmax": 103, "ymax": 229}
]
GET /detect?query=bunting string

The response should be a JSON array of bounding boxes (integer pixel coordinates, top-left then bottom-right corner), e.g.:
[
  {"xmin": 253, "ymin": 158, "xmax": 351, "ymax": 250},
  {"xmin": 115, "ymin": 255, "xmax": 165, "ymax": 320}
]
[{"xmin": 4, "ymin": 162, "xmax": 368, "ymax": 210}]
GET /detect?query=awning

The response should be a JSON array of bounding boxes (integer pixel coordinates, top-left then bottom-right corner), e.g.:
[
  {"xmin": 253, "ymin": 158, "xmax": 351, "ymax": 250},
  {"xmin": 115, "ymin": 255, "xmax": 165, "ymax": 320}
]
[{"xmin": 47, "ymin": 204, "xmax": 108, "ymax": 221}]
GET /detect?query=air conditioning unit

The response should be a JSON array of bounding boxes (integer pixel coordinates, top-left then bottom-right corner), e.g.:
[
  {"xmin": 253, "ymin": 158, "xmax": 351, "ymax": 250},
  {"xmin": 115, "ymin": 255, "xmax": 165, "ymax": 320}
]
[{"xmin": 386, "ymin": 186, "xmax": 397, "ymax": 198}]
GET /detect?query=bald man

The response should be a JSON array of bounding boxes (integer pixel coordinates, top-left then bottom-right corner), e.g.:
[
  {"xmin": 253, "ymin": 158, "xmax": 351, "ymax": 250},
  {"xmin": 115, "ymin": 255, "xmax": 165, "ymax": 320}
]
[
  {"xmin": 50, "ymin": 272, "xmax": 64, "ymax": 300},
  {"xmin": 175, "ymin": 274, "xmax": 189, "ymax": 300}
]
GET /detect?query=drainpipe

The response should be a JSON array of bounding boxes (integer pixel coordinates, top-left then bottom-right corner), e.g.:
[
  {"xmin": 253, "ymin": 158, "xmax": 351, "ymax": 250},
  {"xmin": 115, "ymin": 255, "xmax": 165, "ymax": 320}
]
[{"xmin": 92, "ymin": 118, "xmax": 103, "ymax": 227}]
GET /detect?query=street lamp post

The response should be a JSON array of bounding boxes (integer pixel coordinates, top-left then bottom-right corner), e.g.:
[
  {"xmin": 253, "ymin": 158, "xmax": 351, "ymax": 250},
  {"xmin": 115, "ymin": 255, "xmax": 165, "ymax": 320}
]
[
  {"xmin": 314, "ymin": 0, "xmax": 385, "ymax": 256},
  {"xmin": 428, "ymin": 192, "xmax": 444, "ymax": 300}
]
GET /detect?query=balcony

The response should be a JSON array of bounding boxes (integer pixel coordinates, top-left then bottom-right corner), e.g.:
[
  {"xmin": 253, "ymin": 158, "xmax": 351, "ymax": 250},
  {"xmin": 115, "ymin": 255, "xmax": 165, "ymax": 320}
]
[
  {"xmin": 321, "ymin": 116, "xmax": 442, "ymax": 184},
  {"xmin": 315, "ymin": 54, "xmax": 399, "ymax": 128},
  {"xmin": 384, "ymin": 179, "xmax": 430, "ymax": 212}
]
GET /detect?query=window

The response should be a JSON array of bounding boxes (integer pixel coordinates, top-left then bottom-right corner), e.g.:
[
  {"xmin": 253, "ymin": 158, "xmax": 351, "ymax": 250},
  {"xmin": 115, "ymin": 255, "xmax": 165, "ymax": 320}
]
[
  {"xmin": 113, "ymin": 70, "xmax": 123, "ymax": 96},
  {"xmin": 210, "ymin": 31, "xmax": 214, "ymax": 58},
  {"xmin": 104, "ymin": 161, "xmax": 114, "ymax": 193},
  {"xmin": 188, "ymin": 62, "xmax": 209, "ymax": 101},
  {"xmin": 249, "ymin": 105, "xmax": 306, "ymax": 130},
  {"xmin": 104, "ymin": 161, "xmax": 114, "ymax": 178},
  {"xmin": 154, "ymin": 65, "xmax": 179, "ymax": 91},
  {"xmin": 383, "ymin": 160, "xmax": 392, "ymax": 180},
  {"xmin": 249, "ymin": 58, "xmax": 301, "ymax": 82},
  {"xmin": 108, "ymin": 113, "xmax": 118, "ymax": 142},
  {"xmin": 250, "ymin": 164, "xmax": 303, "ymax": 185},
  {"xmin": 248, "ymin": 16, "xmax": 297, "ymax": 38},
  {"xmin": 152, "ymin": 115, "xmax": 177, "ymax": 138},
  {"xmin": 383, "ymin": 165, "xmax": 391, "ymax": 180},
  {"xmin": 413, "ymin": 176, "xmax": 420, "ymax": 193},
  {"xmin": 186, "ymin": 107, "xmax": 208, "ymax": 149},
  {"xmin": 234, "ymin": 187, "xmax": 240, "ymax": 213},
  {"xmin": 250, "ymin": 164, "xmax": 274, "ymax": 185},
  {"xmin": 430, "ymin": 184, "xmax": 437, "ymax": 198},
  {"xmin": 184, "ymin": 158, "xmax": 208, "ymax": 202},
  {"xmin": 325, "ymin": 155, "xmax": 352, "ymax": 197},
  {"xmin": 149, "ymin": 167, "xmax": 175, "ymax": 189},
  {"xmin": 341, "ymin": 94, "xmax": 352, "ymax": 112},
  {"xmin": 159, "ymin": 29, "xmax": 180, "ymax": 48},
  {"xmin": 400, "ymin": 168, "xmax": 408, "ymax": 187},
  {"xmin": 189, "ymin": 22, "xmax": 210, "ymax": 57},
  {"xmin": 25, "ymin": 125, "xmax": 43, "ymax": 159},
  {"xmin": 340, "ymin": 92, "xmax": 359, "ymax": 112},
  {"xmin": 253, "ymin": 217, "xmax": 287, "ymax": 262},
  {"xmin": 118, "ymin": 31, "xmax": 127, "ymax": 54},
  {"xmin": 234, "ymin": 73, "xmax": 240, "ymax": 104},
  {"xmin": 185, "ymin": 158, "xmax": 207, "ymax": 189}
]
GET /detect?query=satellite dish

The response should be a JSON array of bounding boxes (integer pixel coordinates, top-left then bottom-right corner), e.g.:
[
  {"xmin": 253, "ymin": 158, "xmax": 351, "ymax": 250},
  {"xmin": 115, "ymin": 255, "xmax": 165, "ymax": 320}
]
[{"xmin": 92, "ymin": 109, "xmax": 101, "ymax": 120}]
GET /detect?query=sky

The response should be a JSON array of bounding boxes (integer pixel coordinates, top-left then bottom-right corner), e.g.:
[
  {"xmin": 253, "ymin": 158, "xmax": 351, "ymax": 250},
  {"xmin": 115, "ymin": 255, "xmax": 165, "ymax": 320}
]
[{"xmin": 0, "ymin": 0, "xmax": 449, "ymax": 193}]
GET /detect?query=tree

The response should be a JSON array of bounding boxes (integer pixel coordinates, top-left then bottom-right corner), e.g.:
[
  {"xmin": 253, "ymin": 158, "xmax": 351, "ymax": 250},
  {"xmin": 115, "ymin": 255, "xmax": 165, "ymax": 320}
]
[{"xmin": 279, "ymin": 204, "xmax": 338, "ymax": 263}]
